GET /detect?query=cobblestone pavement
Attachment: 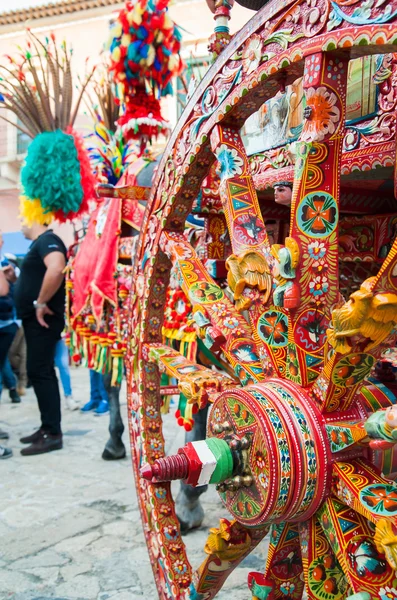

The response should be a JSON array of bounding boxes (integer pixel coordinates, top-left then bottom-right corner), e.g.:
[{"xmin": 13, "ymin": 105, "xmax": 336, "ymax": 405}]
[{"xmin": 0, "ymin": 367, "xmax": 271, "ymax": 600}]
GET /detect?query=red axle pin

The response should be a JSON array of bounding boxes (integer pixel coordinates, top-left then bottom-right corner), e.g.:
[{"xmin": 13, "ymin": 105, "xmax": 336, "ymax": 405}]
[{"xmin": 140, "ymin": 453, "xmax": 189, "ymax": 482}]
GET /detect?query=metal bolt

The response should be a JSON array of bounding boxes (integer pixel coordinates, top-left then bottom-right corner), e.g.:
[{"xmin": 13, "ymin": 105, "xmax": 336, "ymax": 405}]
[
  {"xmin": 232, "ymin": 476, "xmax": 244, "ymax": 487},
  {"xmin": 242, "ymin": 475, "xmax": 253, "ymax": 487},
  {"xmin": 212, "ymin": 423, "xmax": 224, "ymax": 434},
  {"xmin": 229, "ymin": 438, "xmax": 241, "ymax": 451},
  {"xmin": 240, "ymin": 437, "xmax": 251, "ymax": 449}
]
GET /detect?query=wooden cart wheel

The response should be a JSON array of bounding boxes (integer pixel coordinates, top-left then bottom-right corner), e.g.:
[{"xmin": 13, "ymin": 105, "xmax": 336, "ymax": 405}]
[{"xmin": 127, "ymin": 1, "xmax": 397, "ymax": 598}]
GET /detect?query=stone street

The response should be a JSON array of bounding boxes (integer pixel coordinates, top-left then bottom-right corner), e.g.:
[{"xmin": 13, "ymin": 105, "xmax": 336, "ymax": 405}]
[{"xmin": 0, "ymin": 367, "xmax": 270, "ymax": 600}]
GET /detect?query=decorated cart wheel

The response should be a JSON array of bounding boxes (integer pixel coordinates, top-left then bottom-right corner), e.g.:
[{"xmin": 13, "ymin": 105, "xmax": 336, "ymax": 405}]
[{"xmin": 127, "ymin": 1, "xmax": 397, "ymax": 598}]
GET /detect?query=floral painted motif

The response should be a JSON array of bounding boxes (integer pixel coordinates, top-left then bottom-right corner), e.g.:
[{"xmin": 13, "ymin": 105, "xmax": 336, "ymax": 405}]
[
  {"xmin": 163, "ymin": 525, "xmax": 179, "ymax": 540},
  {"xmin": 258, "ymin": 472, "xmax": 269, "ymax": 491},
  {"xmin": 215, "ymin": 144, "xmax": 244, "ymax": 181},
  {"xmin": 224, "ymin": 316, "xmax": 240, "ymax": 329},
  {"xmin": 241, "ymin": 34, "xmax": 262, "ymax": 74},
  {"xmin": 212, "ymin": 303, "xmax": 228, "ymax": 317},
  {"xmin": 308, "ymin": 554, "xmax": 348, "ymax": 599},
  {"xmin": 308, "ymin": 240, "xmax": 327, "ymax": 259},
  {"xmin": 298, "ymin": 192, "xmax": 338, "ymax": 238},
  {"xmin": 229, "ymin": 399, "xmax": 255, "ymax": 427},
  {"xmin": 258, "ymin": 311, "xmax": 288, "ymax": 347},
  {"xmin": 230, "ymin": 340, "xmax": 260, "ymax": 364},
  {"xmin": 173, "ymin": 559, "xmax": 188, "ymax": 575},
  {"xmin": 360, "ymin": 484, "xmax": 397, "ymax": 516},
  {"xmin": 280, "ymin": 581, "xmax": 296, "ymax": 595},
  {"xmin": 311, "ymin": 260, "xmax": 328, "ymax": 276},
  {"xmin": 155, "ymin": 486, "xmax": 167, "ymax": 499},
  {"xmin": 335, "ymin": 478, "xmax": 353, "ymax": 505},
  {"xmin": 380, "ymin": 587, "xmax": 397, "ymax": 600},
  {"xmin": 301, "ymin": 86, "xmax": 341, "ymax": 142},
  {"xmin": 255, "ymin": 450, "xmax": 267, "ymax": 470},
  {"xmin": 189, "ymin": 281, "xmax": 224, "ymax": 304},
  {"xmin": 299, "ymin": 526, "xmax": 309, "ymax": 555},
  {"xmin": 309, "ymin": 275, "xmax": 329, "ymax": 297}
]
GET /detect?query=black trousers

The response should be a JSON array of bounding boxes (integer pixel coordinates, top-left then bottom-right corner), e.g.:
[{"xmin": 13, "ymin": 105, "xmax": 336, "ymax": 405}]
[
  {"xmin": 23, "ymin": 315, "xmax": 64, "ymax": 435},
  {"xmin": 0, "ymin": 323, "xmax": 18, "ymax": 371}
]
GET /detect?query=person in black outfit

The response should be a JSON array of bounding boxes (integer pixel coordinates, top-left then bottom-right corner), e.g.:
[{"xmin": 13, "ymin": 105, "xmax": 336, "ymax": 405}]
[{"xmin": 14, "ymin": 222, "xmax": 67, "ymax": 456}]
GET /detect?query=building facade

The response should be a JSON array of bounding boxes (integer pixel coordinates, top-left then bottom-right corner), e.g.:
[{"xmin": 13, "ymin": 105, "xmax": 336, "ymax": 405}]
[{"xmin": 0, "ymin": 0, "xmax": 252, "ymax": 253}]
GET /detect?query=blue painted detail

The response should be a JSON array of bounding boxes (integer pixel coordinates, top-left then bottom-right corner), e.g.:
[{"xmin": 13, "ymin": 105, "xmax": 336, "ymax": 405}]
[
  {"xmin": 186, "ymin": 214, "xmax": 205, "ymax": 228},
  {"xmin": 330, "ymin": 1, "xmax": 397, "ymax": 24},
  {"xmin": 367, "ymin": 377, "xmax": 397, "ymax": 403},
  {"xmin": 191, "ymin": 67, "xmax": 242, "ymax": 140},
  {"xmin": 232, "ymin": 198, "xmax": 251, "ymax": 211},
  {"xmin": 338, "ymin": 517, "xmax": 356, "ymax": 533},
  {"xmin": 306, "ymin": 354, "xmax": 323, "ymax": 368},
  {"xmin": 285, "ymin": 527, "xmax": 299, "ymax": 541}
]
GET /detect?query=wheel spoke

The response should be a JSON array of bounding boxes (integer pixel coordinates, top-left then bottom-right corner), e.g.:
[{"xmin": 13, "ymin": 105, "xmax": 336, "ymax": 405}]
[
  {"xmin": 299, "ymin": 517, "xmax": 347, "ymax": 600},
  {"xmin": 160, "ymin": 230, "xmax": 273, "ymax": 382},
  {"xmin": 312, "ymin": 237, "xmax": 397, "ymax": 412},
  {"xmin": 145, "ymin": 342, "xmax": 237, "ymax": 415},
  {"xmin": 332, "ymin": 459, "xmax": 397, "ymax": 530},
  {"xmin": 210, "ymin": 124, "xmax": 288, "ymax": 378},
  {"xmin": 318, "ymin": 496, "xmax": 397, "ymax": 595},
  {"xmin": 193, "ymin": 519, "xmax": 268, "ymax": 600},
  {"xmin": 263, "ymin": 523, "xmax": 304, "ymax": 598}
]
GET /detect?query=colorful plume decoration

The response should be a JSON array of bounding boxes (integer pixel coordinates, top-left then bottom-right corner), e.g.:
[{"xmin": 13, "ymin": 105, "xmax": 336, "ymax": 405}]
[
  {"xmin": 116, "ymin": 87, "xmax": 170, "ymax": 142},
  {"xmin": 108, "ymin": 0, "xmax": 183, "ymax": 143},
  {"xmin": 84, "ymin": 70, "xmax": 138, "ymax": 184},
  {"xmin": 0, "ymin": 31, "xmax": 96, "ymax": 224},
  {"xmin": 19, "ymin": 197, "xmax": 54, "ymax": 226}
]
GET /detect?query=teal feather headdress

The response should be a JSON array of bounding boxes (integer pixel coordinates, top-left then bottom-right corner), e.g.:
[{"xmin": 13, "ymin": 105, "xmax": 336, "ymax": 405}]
[{"xmin": 0, "ymin": 30, "xmax": 96, "ymax": 224}]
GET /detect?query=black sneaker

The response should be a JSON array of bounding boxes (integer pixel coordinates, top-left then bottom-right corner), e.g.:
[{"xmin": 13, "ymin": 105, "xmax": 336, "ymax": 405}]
[
  {"xmin": 9, "ymin": 389, "xmax": 21, "ymax": 404},
  {"xmin": 0, "ymin": 445, "xmax": 12, "ymax": 459},
  {"xmin": 0, "ymin": 430, "xmax": 9, "ymax": 440}
]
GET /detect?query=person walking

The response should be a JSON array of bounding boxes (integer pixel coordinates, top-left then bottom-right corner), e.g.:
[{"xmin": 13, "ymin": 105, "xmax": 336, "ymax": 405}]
[
  {"xmin": 0, "ymin": 356, "xmax": 21, "ymax": 403},
  {"xmin": 0, "ymin": 265, "xmax": 18, "ymax": 458},
  {"xmin": 81, "ymin": 369, "xmax": 109, "ymax": 415},
  {"xmin": 15, "ymin": 222, "xmax": 67, "ymax": 456},
  {"xmin": 55, "ymin": 338, "xmax": 78, "ymax": 410}
]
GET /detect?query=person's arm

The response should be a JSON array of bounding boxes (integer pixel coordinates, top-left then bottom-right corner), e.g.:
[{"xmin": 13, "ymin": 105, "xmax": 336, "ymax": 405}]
[
  {"xmin": 0, "ymin": 269, "xmax": 9, "ymax": 297},
  {"xmin": 35, "ymin": 251, "xmax": 66, "ymax": 328},
  {"xmin": 2, "ymin": 264, "xmax": 17, "ymax": 283}
]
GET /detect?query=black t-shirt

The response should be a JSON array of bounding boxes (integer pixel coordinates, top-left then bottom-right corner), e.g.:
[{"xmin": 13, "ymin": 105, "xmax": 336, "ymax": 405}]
[{"xmin": 15, "ymin": 230, "xmax": 67, "ymax": 319}]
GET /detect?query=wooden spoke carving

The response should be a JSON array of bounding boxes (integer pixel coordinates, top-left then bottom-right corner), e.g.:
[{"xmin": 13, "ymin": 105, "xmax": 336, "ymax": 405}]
[{"xmin": 126, "ymin": 0, "xmax": 397, "ymax": 598}]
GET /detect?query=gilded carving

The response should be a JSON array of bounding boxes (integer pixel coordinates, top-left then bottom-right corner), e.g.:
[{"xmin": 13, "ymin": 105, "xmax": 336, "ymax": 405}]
[
  {"xmin": 327, "ymin": 278, "xmax": 397, "ymax": 354},
  {"xmin": 226, "ymin": 250, "xmax": 272, "ymax": 311}
]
